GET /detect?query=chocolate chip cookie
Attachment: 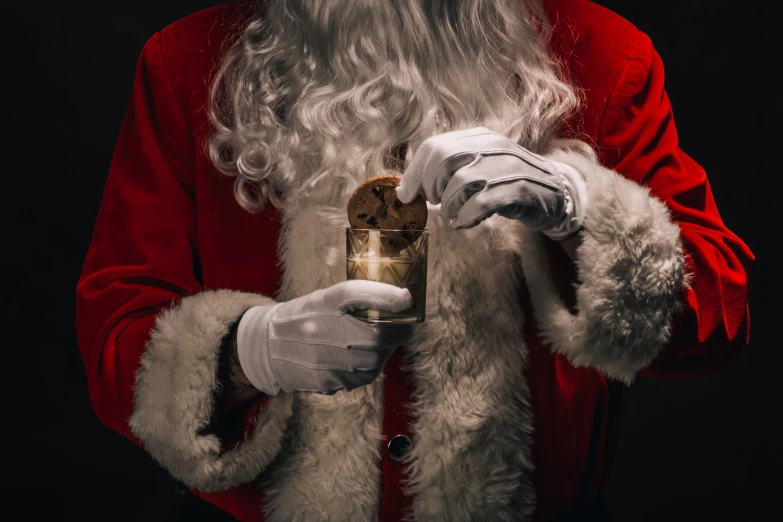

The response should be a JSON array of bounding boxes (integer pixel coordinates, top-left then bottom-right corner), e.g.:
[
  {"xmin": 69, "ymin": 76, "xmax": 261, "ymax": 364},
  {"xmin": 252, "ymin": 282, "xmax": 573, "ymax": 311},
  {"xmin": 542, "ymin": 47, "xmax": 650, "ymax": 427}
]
[{"xmin": 347, "ymin": 173, "xmax": 428, "ymax": 255}]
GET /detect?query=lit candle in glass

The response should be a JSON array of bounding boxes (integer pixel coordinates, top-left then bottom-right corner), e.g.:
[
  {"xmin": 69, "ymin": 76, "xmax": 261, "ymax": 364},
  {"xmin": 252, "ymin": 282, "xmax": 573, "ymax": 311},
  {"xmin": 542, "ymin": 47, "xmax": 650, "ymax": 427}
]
[
  {"xmin": 365, "ymin": 231, "xmax": 382, "ymax": 319},
  {"xmin": 346, "ymin": 228, "xmax": 428, "ymax": 324}
]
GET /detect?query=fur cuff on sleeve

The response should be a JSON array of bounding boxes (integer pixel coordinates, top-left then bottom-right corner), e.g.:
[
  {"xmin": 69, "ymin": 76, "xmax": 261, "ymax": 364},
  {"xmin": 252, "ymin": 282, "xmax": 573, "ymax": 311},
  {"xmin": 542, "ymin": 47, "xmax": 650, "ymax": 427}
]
[
  {"xmin": 519, "ymin": 148, "xmax": 686, "ymax": 383},
  {"xmin": 129, "ymin": 290, "xmax": 294, "ymax": 491}
]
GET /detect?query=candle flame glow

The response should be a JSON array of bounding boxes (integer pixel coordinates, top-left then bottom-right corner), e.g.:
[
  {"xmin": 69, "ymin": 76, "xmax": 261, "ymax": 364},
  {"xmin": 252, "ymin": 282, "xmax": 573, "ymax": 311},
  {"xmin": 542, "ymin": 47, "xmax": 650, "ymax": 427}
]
[{"xmin": 366, "ymin": 232, "xmax": 382, "ymax": 319}]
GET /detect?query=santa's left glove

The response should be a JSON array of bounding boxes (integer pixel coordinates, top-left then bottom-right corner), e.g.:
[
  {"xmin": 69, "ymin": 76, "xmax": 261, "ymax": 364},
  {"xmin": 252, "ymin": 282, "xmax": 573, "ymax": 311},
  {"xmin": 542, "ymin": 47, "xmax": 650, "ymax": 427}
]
[{"xmin": 396, "ymin": 127, "xmax": 588, "ymax": 240}]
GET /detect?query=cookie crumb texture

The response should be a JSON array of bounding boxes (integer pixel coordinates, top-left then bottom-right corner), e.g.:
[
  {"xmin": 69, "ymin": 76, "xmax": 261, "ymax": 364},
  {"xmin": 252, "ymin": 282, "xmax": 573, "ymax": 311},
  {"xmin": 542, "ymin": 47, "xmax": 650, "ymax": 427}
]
[{"xmin": 348, "ymin": 174, "xmax": 428, "ymax": 255}]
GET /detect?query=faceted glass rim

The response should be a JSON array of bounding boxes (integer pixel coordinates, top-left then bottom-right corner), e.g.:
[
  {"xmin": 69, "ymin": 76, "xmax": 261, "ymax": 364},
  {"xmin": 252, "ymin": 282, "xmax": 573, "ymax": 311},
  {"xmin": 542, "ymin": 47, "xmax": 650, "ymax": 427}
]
[{"xmin": 346, "ymin": 227, "xmax": 429, "ymax": 234}]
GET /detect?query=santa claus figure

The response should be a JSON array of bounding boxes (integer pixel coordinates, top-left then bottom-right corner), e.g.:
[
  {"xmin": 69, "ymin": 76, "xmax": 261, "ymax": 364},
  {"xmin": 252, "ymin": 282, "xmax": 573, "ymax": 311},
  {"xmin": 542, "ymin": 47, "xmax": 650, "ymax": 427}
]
[{"xmin": 76, "ymin": 0, "xmax": 753, "ymax": 520}]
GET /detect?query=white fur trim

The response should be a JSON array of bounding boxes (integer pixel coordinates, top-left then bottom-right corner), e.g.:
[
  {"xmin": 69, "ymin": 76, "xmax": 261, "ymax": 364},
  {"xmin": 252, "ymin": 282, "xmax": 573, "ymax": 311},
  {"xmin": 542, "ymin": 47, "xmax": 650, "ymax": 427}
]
[
  {"xmin": 130, "ymin": 289, "xmax": 294, "ymax": 492},
  {"xmin": 260, "ymin": 196, "xmax": 536, "ymax": 521},
  {"xmin": 520, "ymin": 148, "xmax": 685, "ymax": 384},
  {"xmin": 403, "ymin": 208, "xmax": 535, "ymax": 522}
]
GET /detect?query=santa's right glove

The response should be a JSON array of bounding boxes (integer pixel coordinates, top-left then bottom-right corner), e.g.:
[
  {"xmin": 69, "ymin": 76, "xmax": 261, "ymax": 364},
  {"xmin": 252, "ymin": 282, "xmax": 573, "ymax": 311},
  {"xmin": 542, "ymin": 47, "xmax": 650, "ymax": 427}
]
[{"xmin": 237, "ymin": 280, "xmax": 414, "ymax": 395}]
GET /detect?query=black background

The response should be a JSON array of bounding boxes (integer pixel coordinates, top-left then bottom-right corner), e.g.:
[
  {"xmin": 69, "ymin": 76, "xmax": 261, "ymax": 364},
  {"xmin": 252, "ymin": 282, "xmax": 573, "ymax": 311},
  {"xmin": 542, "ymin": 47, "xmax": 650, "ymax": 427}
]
[{"xmin": 2, "ymin": 1, "xmax": 777, "ymax": 520}]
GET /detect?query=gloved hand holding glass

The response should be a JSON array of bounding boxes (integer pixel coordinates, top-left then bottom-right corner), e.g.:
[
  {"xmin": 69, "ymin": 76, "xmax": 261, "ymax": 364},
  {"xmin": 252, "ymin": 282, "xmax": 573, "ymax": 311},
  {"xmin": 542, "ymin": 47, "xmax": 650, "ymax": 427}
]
[{"xmin": 237, "ymin": 280, "xmax": 414, "ymax": 395}]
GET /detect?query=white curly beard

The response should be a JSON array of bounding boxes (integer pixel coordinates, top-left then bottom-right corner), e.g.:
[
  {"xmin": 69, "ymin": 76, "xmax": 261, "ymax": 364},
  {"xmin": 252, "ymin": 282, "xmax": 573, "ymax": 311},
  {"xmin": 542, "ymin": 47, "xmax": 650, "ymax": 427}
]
[
  {"xmin": 209, "ymin": 0, "xmax": 577, "ymax": 214},
  {"xmin": 273, "ymin": 0, "xmax": 532, "ymax": 204}
]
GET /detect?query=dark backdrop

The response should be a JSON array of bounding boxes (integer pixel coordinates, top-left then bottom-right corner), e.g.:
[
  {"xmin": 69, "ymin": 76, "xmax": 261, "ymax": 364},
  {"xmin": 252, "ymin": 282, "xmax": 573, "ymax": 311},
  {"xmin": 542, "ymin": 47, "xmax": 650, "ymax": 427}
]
[{"xmin": 2, "ymin": 1, "xmax": 776, "ymax": 520}]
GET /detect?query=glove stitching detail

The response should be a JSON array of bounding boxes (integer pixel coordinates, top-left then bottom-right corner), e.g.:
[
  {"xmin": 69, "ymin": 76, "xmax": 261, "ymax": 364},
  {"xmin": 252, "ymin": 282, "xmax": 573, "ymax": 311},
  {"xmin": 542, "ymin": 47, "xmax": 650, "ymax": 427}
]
[
  {"xmin": 483, "ymin": 174, "xmax": 561, "ymax": 190},
  {"xmin": 272, "ymin": 311, "xmax": 347, "ymax": 324},
  {"xmin": 440, "ymin": 148, "xmax": 556, "ymax": 178},
  {"xmin": 452, "ymin": 130, "xmax": 497, "ymax": 140},
  {"xmin": 268, "ymin": 353, "xmax": 365, "ymax": 372},
  {"xmin": 267, "ymin": 336, "xmax": 349, "ymax": 349},
  {"xmin": 264, "ymin": 308, "xmax": 281, "ymax": 394}
]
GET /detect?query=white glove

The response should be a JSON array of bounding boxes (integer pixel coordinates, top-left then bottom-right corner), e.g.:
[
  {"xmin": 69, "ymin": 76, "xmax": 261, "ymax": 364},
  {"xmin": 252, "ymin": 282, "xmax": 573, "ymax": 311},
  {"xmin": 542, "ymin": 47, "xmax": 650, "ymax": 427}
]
[
  {"xmin": 396, "ymin": 127, "xmax": 588, "ymax": 240},
  {"xmin": 236, "ymin": 280, "xmax": 414, "ymax": 395}
]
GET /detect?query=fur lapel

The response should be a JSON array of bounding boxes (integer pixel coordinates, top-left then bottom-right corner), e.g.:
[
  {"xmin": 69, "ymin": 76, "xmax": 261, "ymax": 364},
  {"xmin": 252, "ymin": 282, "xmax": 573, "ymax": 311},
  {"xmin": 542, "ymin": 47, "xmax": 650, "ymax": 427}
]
[{"xmin": 260, "ymin": 190, "xmax": 536, "ymax": 521}]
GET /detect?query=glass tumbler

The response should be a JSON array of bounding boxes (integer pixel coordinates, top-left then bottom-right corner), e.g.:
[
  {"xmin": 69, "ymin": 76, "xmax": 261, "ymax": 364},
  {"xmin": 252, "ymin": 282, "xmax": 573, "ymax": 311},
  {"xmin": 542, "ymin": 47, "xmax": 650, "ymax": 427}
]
[{"xmin": 345, "ymin": 228, "xmax": 428, "ymax": 323}]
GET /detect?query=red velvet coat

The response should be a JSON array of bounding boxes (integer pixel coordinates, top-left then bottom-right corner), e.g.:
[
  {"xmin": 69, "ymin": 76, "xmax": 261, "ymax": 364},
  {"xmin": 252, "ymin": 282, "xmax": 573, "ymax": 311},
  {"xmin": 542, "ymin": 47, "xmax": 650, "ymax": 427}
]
[{"xmin": 76, "ymin": 1, "xmax": 753, "ymax": 520}]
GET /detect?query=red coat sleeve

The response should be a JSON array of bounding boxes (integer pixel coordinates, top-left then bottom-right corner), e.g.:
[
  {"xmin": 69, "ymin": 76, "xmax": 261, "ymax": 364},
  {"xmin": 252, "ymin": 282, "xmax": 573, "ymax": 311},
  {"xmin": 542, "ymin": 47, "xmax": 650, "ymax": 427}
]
[
  {"xmin": 75, "ymin": 31, "xmax": 203, "ymax": 442},
  {"xmin": 596, "ymin": 31, "xmax": 754, "ymax": 378}
]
